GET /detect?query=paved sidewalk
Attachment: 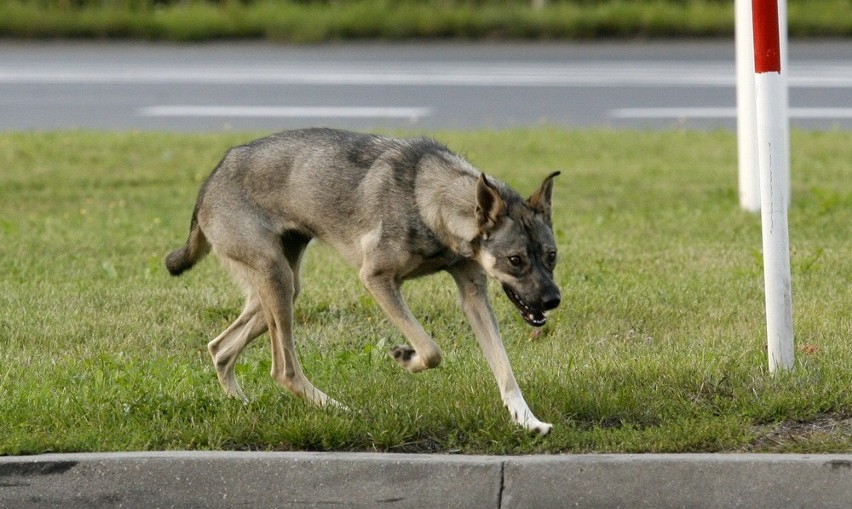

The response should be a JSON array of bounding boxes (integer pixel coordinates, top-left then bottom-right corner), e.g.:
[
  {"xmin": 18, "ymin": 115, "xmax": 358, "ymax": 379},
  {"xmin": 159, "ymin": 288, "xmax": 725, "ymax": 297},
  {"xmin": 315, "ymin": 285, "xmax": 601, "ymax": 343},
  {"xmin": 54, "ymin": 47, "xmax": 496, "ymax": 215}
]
[{"xmin": 2, "ymin": 452, "xmax": 851, "ymax": 508}]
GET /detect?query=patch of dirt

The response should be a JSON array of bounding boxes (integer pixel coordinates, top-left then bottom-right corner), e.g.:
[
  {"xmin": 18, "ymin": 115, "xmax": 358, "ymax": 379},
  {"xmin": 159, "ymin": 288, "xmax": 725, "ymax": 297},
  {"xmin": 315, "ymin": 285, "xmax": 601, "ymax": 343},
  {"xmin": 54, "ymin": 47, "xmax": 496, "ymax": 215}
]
[{"xmin": 743, "ymin": 414, "xmax": 852, "ymax": 452}]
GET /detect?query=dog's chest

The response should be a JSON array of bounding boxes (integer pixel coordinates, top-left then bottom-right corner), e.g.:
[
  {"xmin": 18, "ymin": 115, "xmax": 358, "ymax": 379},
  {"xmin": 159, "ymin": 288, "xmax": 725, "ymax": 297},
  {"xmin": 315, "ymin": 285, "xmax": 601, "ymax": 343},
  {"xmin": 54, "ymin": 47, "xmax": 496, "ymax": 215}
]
[
  {"xmin": 400, "ymin": 225, "xmax": 465, "ymax": 279},
  {"xmin": 403, "ymin": 250, "xmax": 465, "ymax": 279}
]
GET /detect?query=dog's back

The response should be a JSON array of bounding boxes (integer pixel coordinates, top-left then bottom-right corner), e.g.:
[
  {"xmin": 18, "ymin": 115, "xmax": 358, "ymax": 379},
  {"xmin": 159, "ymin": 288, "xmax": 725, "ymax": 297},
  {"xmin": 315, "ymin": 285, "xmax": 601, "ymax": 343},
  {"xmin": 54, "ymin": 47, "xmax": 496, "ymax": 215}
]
[{"xmin": 187, "ymin": 128, "xmax": 478, "ymax": 270}]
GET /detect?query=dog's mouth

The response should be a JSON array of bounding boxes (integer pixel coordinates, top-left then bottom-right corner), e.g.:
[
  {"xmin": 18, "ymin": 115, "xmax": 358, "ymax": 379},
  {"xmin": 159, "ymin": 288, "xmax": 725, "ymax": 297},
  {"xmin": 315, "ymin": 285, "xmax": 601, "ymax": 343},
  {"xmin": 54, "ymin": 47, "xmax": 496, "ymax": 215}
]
[{"xmin": 502, "ymin": 285, "xmax": 547, "ymax": 327}]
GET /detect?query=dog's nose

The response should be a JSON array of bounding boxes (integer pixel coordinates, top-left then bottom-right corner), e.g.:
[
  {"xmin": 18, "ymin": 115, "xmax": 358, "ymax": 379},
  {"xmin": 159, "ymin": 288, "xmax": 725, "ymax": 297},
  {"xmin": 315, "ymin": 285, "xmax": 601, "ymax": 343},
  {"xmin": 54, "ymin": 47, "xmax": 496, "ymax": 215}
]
[{"xmin": 542, "ymin": 293, "xmax": 561, "ymax": 311}]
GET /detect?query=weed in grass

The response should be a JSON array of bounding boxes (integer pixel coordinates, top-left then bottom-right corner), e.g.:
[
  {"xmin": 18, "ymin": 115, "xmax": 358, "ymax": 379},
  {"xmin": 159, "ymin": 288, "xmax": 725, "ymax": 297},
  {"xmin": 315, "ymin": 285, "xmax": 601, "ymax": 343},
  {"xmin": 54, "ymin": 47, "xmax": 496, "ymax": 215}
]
[{"xmin": 0, "ymin": 129, "xmax": 850, "ymax": 455}]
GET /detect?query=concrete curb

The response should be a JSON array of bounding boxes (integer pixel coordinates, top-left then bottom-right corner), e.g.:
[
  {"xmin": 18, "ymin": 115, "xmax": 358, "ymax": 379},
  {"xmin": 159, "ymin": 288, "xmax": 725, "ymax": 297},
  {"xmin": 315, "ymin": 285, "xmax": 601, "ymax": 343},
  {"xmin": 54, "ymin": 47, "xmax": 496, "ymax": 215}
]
[{"xmin": 1, "ymin": 452, "xmax": 851, "ymax": 508}]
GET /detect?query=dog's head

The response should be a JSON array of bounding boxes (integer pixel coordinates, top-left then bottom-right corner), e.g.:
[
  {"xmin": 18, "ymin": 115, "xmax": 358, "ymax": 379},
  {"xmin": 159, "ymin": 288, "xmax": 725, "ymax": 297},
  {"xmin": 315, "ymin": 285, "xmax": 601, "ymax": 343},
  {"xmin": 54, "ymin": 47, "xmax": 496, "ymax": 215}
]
[{"xmin": 475, "ymin": 171, "xmax": 561, "ymax": 327}]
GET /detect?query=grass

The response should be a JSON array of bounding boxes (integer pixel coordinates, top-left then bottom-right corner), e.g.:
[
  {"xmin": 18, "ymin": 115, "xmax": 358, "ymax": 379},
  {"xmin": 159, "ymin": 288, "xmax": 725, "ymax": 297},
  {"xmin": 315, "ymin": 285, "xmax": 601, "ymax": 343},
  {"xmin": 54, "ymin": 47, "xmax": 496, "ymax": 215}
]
[
  {"xmin": 0, "ymin": 0, "xmax": 851, "ymax": 42},
  {"xmin": 0, "ymin": 128, "xmax": 850, "ymax": 455}
]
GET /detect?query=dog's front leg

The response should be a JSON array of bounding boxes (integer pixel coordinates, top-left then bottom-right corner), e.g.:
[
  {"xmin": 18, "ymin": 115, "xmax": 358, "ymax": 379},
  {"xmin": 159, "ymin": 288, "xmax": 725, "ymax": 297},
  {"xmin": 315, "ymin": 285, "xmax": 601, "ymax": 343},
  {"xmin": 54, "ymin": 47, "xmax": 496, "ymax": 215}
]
[
  {"xmin": 449, "ymin": 262, "xmax": 553, "ymax": 436},
  {"xmin": 359, "ymin": 268, "xmax": 443, "ymax": 373}
]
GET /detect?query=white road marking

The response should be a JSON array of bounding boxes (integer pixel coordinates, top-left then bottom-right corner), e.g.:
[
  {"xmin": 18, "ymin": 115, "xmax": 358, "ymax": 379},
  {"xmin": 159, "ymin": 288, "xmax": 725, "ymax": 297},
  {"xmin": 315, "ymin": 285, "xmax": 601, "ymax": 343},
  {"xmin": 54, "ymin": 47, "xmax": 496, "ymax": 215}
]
[
  {"xmin": 2, "ymin": 62, "xmax": 852, "ymax": 88},
  {"xmin": 609, "ymin": 107, "xmax": 852, "ymax": 119},
  {"xmin": 137, "ymin": 106, "xmax": 432, "ymax": 119}
]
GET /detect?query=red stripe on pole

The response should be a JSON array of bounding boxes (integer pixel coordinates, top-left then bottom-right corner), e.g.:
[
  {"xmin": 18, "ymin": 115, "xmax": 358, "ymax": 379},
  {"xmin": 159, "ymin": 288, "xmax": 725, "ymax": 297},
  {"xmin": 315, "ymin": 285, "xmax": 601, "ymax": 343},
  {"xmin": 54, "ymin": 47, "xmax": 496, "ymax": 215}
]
[{"xmin": 752, "ymin": 0, "xmax": 781, "ymax": 73}]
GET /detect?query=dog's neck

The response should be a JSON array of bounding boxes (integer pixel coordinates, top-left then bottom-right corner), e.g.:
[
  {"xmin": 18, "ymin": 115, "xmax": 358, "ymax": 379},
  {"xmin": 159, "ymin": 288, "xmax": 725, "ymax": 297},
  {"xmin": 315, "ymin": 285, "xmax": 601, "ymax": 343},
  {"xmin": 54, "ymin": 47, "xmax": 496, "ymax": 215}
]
[{"xmin": 416, "ymin": 167, "xmax": 488, "ymax": 258}]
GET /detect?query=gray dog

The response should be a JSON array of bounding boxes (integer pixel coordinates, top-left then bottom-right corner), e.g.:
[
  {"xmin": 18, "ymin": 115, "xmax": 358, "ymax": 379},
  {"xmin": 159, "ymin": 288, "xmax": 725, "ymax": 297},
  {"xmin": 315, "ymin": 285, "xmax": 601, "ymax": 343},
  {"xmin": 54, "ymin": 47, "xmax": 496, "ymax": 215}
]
[{"xmin": 166, "ymin": 128, "xmax": 560, "ymax": 434}]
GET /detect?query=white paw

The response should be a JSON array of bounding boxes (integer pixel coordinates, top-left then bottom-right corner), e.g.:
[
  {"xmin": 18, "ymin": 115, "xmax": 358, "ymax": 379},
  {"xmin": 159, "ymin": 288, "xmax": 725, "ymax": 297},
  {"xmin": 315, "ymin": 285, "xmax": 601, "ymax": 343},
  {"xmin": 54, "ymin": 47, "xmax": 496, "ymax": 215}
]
[
  {"xmin": 512, "ymin": 409, "xmax": 552, "ymax": 436},
  {"xmin": 525, "ymin": 419, "xmax": 553, "ymax": 436},
  {"xmin": 505, "ymin": 394, "xmax": 552, "ymax": 436}
]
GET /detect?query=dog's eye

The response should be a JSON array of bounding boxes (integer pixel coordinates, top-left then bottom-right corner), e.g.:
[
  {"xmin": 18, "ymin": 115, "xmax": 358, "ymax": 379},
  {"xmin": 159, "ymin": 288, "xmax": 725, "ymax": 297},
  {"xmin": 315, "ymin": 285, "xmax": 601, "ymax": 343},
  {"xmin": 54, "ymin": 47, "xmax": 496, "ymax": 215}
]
[
  {"xmin": 547, "ymin": 251, "xmax": 557, "ymax": 263},
  {"xmin": 508, "ymin": 255, "xmax": 523, "ymax": 267}
]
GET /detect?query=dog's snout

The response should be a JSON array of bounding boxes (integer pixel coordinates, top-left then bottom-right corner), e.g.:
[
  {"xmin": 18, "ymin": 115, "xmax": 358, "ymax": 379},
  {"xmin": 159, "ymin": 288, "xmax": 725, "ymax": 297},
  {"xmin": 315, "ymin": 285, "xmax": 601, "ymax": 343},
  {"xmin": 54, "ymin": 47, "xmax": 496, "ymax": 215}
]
[{"xmin": 542, "ymin": 292, "xmax": 561, "ymax": 311}]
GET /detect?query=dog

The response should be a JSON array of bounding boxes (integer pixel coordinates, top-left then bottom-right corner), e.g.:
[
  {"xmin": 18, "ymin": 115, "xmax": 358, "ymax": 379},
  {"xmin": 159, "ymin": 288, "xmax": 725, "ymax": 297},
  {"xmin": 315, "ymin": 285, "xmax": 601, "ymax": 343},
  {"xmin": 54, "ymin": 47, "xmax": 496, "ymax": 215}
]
[{"xmin": 166, "ymin": 128, "xmax": 561, "ymax": 435}]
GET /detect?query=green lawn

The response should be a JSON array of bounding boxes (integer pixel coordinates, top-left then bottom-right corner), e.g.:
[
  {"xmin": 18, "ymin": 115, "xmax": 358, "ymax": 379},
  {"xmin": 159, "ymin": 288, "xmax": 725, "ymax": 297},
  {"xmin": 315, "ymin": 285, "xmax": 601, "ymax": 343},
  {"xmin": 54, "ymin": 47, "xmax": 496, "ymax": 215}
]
[{"xmin": 1, "ymin": 129, "xmax": 850, "ymax": 455}]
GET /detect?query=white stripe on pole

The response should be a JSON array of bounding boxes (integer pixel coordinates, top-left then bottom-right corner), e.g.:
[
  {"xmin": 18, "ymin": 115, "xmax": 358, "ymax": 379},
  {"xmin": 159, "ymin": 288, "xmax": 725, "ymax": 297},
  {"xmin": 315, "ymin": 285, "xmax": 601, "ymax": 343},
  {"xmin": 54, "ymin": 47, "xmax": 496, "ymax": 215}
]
[
  {"xmin": 755, "ymin": 72, "xmax": 795, "ymax": 372},
  {"xmin": 777, "ymin": 0, "xmax": 791, "ymax": 209},
  {"xmin": 752, "ymin": 0, "xmax": 795, "ymax": 372},
  {"xmin": 736, "ymin": 0, "xmax": 760, "ymax": 212}
]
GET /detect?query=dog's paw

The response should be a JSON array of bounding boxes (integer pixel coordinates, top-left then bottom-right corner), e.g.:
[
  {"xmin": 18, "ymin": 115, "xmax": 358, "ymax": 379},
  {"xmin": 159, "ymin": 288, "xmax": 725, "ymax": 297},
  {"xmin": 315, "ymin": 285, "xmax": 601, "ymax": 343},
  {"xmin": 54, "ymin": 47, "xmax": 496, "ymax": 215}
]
[
  {"xmin": 529, "ymin": 421, "xmax": 553, "ymax": 436},
  {"xmin": 390, "ymin": 345, "xmax": 423, "ymax": 373},
  {"xmin": 512, "ymin": 411, "xmax": 553, "ymax": 436},
  {"xmin": 506, "ymin": 398, "xmax": 553, "ymax": 436},
  {"xmin": 224, "ymin": 386, "xmax": 249, "ymax": 405},
  {"xmin": 323, "ymin": 397, "xmax": 351, "ymax": 413},
  {"xmin": 390, "ymin": 345, "xmax": 442, "ymax": 372},
  {"xmin": 391, "ymin": 345, "xmax": 416, "ymax": 363}
]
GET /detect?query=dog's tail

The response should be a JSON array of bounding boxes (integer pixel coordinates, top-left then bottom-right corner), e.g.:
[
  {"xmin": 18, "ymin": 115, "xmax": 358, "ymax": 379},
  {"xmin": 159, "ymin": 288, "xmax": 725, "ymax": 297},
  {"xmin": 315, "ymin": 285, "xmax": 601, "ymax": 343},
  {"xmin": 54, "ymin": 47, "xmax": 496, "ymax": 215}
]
[{"xmin": 165, "ymin": 211, "xmax": 210, "ymax": 276}]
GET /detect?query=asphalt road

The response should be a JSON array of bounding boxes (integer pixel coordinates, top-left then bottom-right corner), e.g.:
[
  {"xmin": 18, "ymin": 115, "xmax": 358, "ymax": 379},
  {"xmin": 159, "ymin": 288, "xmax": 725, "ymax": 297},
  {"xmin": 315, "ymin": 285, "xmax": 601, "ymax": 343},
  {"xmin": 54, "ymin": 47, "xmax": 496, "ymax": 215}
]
[{"xmin": 1, "ymin": 40, "xmax": 851, "ymax": 131}]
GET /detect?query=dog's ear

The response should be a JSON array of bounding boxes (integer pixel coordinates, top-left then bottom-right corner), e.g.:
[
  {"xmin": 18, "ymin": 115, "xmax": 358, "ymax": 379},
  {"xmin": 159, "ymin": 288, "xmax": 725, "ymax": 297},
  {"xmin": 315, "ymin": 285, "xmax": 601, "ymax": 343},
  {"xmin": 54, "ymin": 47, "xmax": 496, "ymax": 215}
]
[
  {"xmin": 475, "ymin": 173, "xmax": 506, "ymax": 235},
  {"xmin": 528, "ymin": 171, "xmax": 560, "ymax": 219}
]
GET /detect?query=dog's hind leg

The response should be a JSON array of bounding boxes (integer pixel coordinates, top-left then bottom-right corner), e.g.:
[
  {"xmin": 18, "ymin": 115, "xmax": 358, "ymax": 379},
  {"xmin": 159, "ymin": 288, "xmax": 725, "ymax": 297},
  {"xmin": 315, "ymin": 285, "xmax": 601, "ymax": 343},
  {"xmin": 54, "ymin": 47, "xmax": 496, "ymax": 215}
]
[
  {"xmin": 449, "ymin": 261, "xmax": 553, "ymax": 436},
  {"xmin": 207, "ymin": 291, "xmax": 266, "ymax": 402},
  {"xmin": 209, "ymin": 221, "xmax": 342, "ymax": 410},
  {"xmin": 359, "ymin": 267, "xmax": 443, "ymax": 373},
  {"xmin": 246, "ymin": 249, "xmax": 344, "ymax": 410}
]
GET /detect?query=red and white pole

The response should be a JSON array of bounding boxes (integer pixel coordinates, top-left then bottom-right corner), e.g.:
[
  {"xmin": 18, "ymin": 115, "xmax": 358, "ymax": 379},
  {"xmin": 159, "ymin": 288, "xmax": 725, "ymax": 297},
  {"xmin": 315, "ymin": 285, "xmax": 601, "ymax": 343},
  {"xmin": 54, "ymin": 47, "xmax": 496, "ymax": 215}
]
[
  {"xmin": 736, "ymin": 0, "xmax": 789, "ymax": 212},
  {"xmin": 752, "ymin": 0, "xmax": 794, "ymax": 372}
]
